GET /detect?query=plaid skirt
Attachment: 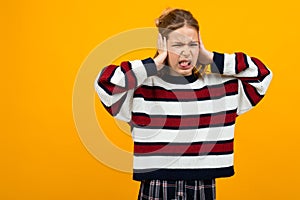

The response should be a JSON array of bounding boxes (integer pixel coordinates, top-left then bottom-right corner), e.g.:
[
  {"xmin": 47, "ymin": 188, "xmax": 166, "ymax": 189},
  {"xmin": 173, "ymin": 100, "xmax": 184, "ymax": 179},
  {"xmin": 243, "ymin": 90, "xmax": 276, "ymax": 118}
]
[{"xmin": 138, "ymin": 179, "xmax": 216, "ymax": 200}]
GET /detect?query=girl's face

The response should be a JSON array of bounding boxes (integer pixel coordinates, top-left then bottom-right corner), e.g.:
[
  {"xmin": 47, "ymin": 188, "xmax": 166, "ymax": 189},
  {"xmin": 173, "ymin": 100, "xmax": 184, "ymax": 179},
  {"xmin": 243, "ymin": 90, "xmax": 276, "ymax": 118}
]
[{"xmin": 167, "ymin": 26, "xmax": 199, "ymax": 76}]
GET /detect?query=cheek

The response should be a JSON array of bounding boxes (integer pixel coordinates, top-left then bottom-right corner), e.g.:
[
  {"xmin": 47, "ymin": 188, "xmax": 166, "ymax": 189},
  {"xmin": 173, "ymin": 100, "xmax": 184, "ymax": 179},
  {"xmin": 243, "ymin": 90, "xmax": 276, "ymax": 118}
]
[
  {"xmin": 192, "ymin": 48, "xmax": 199, "ymax": 55},
  {"xmin": 192, "ymin": 49, "xmax": 199, "ymax": 61},
  {"xmin": 167, "ymin": 51, "xmax": 179, "ymax": 65}
]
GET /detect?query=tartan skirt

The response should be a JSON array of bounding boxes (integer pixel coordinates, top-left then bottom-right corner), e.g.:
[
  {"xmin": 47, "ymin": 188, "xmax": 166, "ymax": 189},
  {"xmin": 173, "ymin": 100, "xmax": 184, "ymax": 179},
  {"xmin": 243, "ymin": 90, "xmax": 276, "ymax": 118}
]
[{"xmin": 138, "ymin": 179, "xmax": 216, "ymax": 200}]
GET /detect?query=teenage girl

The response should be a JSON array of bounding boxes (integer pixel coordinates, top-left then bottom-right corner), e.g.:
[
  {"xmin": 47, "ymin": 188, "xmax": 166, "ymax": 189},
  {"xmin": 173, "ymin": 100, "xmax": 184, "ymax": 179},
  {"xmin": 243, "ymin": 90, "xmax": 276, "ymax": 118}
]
[{"xmin": 95, "ymin": 8, "xmax": 272, "ymax": 200}]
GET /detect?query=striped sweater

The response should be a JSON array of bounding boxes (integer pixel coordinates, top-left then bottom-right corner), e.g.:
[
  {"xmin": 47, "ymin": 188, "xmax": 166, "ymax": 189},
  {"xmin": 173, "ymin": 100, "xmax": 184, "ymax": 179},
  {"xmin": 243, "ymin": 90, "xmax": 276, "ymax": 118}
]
[{"xmin": 95, "ymin": 52, "xmax": 272, "ymax": 181}]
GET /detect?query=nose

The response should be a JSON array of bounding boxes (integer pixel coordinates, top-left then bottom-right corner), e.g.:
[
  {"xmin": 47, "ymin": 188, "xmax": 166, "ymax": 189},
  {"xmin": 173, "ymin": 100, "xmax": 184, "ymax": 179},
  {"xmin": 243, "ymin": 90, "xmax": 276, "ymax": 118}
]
[{"xmin": 180, "ymin": 45, "xmax": 191, "ymax": 57}]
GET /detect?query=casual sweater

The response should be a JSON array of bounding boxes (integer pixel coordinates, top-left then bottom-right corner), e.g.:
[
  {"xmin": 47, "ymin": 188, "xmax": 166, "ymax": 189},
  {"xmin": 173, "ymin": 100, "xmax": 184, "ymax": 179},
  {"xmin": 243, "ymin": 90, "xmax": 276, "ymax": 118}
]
[{"xmin": 94, "ymin": 52, "xmax": 272, "ymax": 181}]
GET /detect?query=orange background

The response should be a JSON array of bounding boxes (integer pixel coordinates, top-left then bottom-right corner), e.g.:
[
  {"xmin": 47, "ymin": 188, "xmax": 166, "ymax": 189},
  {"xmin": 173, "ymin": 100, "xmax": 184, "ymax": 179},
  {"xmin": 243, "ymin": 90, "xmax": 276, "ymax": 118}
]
[{"xmin": 2, "ymin": 0, "xmax": 300, "ymax": 199}]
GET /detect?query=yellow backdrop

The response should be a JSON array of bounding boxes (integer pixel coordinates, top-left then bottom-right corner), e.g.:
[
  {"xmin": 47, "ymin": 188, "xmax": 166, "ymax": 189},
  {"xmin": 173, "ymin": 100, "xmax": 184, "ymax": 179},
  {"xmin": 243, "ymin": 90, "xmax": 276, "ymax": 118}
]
[{"xmin": 2, "ymin": 0, "xmax": 300, "ymax": 199}]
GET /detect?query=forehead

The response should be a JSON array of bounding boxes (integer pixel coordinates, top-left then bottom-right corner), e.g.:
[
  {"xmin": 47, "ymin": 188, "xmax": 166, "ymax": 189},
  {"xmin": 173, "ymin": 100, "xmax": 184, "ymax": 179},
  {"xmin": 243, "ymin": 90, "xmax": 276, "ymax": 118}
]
[{"xmin": 168, "ymin": 26, "xmax": 199, "ymax": 42}]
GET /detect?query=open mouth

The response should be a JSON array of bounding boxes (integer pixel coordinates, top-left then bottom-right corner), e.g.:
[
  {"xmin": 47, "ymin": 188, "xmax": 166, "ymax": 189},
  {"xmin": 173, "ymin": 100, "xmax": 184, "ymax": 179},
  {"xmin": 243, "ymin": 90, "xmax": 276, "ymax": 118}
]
[{"xmin": 178, "ymin": 59, "xmax": 192, "ymax": 68}]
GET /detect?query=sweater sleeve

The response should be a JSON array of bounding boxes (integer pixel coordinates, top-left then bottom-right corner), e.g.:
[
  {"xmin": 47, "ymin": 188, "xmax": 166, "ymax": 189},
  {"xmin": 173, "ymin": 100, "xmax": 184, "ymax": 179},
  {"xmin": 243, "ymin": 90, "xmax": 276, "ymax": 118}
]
[
  {"xmin": 211, "ymin": 52, "xmax": 273, "ymax": 115},
  {"xmin": 94, "ymin": 58, "xmax": 157, "ymax": 122}
]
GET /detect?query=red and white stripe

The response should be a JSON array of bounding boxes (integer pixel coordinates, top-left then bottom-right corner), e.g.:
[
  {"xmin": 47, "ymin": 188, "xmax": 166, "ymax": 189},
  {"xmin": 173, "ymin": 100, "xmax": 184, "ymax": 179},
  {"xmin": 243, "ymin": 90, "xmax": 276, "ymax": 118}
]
[{"xmin": 95, "ymin": 52, "xmax": 272, "ymax": 180}]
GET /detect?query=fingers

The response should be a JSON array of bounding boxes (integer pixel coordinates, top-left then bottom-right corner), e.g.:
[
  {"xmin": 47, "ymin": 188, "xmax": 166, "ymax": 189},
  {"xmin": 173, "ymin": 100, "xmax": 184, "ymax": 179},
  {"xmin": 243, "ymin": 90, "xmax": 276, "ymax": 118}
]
[
  {"xmin": 157, "ymin": 33, "xmax": 167, "ymax": 54},
  {"xmin": 198, "ymin": 31, "xmax": 202, "ymax": 42},
  {"xmin": 163, "ymin": 36, "xmax": 167, "ymax": 52},
  {"xmin": 154, "ymin": 34, "xmax": 168, "ymax": 70},
  {"xmin": 198, "ymin": 31, "xmax": 205, "ymax": 49},
  {"xmin": 197, "ymin": 31, "xmax": 214, "ymax": 65},
  {"xmin": 157, "ymin": 33, "xmax": 162, "ymax": 52}
]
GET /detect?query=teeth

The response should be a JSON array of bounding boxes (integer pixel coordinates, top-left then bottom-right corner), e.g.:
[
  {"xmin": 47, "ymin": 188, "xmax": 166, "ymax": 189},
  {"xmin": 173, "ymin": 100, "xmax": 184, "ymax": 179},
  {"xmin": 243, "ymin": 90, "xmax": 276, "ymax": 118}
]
[
  {"xmin": 179, "ymin": 60, "xmax": 190, "ymax": 63},
  {"xmin": 179, "ymin": 60, "xmax": 191, "ymax": 66}
]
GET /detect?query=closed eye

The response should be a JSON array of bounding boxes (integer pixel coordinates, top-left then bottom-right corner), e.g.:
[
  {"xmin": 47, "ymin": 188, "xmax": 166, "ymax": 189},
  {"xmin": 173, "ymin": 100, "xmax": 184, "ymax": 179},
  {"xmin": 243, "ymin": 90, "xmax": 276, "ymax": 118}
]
[
  {"xmin": 172, "ymin": 44, "xmax": 183, "ymax": 47},
  {"xmin": 189, "ymin": 43, "xmax": 199, "ymax": 47}
]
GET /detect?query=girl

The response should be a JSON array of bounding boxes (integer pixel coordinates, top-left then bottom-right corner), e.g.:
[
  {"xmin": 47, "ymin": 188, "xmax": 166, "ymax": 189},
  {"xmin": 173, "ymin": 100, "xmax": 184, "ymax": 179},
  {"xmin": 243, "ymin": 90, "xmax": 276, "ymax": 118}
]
[{"xmin": 95, "ymin": 8, "xmax": 272, "ymax": 200}]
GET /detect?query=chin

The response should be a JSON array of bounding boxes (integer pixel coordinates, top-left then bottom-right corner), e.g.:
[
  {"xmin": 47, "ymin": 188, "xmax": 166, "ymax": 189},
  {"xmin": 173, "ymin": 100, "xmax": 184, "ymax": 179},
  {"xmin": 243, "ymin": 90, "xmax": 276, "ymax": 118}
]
[
  {"xmin": 169, "ymin": 64, "xmax": 194, "ymax": 76},
  {"xmin": 177, "ymin": 69, "xmax": 193, "ymax": 76}
]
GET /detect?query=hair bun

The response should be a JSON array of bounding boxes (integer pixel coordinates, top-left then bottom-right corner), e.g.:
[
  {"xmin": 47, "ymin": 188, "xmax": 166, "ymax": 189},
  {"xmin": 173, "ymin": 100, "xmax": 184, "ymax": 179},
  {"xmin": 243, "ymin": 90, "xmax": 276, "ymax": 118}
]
[
  {"xmin": 155, "ymin": 8, "xmax": 199, "ymax": 37},
  {"xmin": 155, "ymin": 18, "xmax": 160, "ymax": 27},
  {"xmin": 155, "ymin": 7, "xmax": 175, "ymax": 27}
]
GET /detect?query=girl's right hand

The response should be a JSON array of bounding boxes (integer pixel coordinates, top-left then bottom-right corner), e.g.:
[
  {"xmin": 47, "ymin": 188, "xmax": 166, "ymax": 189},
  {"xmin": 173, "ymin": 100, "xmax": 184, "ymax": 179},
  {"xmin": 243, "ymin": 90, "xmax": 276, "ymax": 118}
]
[{"xmin": 153, "ymin": 34, "xmax": 167, "ymax": 71}]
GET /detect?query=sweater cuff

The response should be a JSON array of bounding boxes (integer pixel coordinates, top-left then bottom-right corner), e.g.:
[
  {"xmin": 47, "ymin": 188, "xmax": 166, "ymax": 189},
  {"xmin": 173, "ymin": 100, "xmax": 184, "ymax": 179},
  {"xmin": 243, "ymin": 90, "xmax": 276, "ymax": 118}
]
[
  {"xmin": 211, "ymin": 52, "xmax": 225, "ymax": 74},
  {"xmin": 142, "ymin": 57, "xmax": 158, "ymax": 77}
]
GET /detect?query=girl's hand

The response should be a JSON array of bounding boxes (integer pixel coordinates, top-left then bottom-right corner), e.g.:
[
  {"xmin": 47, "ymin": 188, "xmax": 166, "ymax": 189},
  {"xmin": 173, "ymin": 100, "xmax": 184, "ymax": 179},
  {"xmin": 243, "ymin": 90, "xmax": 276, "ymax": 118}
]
[
  {"xmin": 153, "ymin": 34, "xmax": 167, "ymax": 71},
  {"xmin": 198, "ymin": 32, "xmax": 214, "ymax": 65}
]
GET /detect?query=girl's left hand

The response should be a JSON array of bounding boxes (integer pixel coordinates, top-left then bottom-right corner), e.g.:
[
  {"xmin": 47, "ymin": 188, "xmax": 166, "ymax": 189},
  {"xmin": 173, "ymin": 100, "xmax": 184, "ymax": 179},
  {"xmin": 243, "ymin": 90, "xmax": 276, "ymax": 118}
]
[{"xmin": 198, "ymin": 32, "xmax": 214, "ymax": 65}]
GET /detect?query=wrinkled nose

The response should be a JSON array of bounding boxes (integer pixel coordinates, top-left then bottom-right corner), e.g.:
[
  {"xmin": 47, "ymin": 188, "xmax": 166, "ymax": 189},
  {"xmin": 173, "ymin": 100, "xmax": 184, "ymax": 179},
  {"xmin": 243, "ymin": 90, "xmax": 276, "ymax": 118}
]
[{"xmin": 180, "ymin": 46, "xmax": 191, "ymax": 57}]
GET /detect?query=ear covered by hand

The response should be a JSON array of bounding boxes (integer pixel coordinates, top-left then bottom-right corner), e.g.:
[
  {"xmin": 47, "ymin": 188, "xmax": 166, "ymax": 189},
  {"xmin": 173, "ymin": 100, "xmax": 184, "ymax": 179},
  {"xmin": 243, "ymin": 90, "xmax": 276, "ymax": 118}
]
[
  {"xmin": 153, "ymin": 32, "xmax": 214, "ymax": 71},
  {"xmin": 197, "ymin": 31, "xmax": 214, "ymax": 65},
  {"xmin": 153, "ymin": 33, "xmax": 168, "ymax": 71}
]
